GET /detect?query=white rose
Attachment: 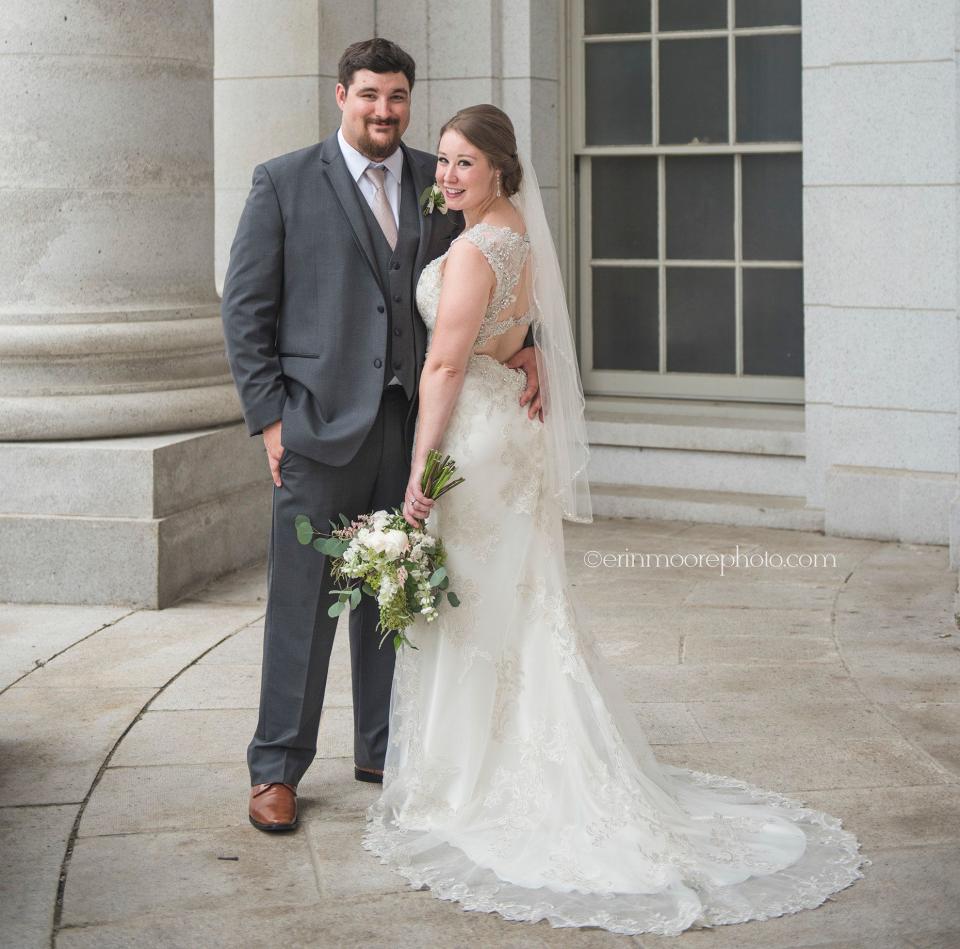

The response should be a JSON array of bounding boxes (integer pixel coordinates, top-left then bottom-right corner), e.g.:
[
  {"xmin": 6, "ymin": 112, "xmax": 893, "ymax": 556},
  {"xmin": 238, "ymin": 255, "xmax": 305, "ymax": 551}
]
[{"xmin": 379, "ymin": 529, "xmax": 410, "ymax": 560}]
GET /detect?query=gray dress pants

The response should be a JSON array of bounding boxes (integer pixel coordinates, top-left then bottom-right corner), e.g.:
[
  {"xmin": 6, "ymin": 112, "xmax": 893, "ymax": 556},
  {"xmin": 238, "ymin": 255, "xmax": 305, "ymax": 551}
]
[{"xmin": 247, "ymin": 386, "xmax": 412, "ymax": 787}]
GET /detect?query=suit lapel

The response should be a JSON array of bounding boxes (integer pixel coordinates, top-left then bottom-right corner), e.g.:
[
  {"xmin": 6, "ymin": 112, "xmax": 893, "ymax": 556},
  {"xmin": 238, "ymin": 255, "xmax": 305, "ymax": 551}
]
[
  {"xmin": 403, "ymin": 142, "xmax": 446, "ymax": 278},
  {"xmin": 319, "ymin": 134, "xmax": 384, "ymax": 292}
]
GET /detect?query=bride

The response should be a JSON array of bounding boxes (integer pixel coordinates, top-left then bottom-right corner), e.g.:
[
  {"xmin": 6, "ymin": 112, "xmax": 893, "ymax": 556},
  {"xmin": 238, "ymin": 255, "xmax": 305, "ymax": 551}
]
[{"xmin": 362, "ymin": 104, "xmax": 869, "ymax": 937}]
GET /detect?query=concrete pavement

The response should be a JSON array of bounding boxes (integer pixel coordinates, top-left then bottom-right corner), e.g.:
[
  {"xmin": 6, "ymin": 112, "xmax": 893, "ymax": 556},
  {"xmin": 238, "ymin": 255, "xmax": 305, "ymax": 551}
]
[{"xmin": 2, "ymin": 517, "xmax": 958, "ymax": 948}]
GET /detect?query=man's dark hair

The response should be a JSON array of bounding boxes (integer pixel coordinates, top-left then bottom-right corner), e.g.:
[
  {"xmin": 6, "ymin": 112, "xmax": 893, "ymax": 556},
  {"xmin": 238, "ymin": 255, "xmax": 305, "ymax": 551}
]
[{"xmin": 338, "ymin": 38, "xmax": 416, "ymax": 91}]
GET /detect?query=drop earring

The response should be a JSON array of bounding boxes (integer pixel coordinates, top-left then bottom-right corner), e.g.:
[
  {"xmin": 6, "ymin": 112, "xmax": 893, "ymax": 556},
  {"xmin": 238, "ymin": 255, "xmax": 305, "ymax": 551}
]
[{"xmin": 496, "ymin": 172, "xmax": 501, "ymax": 199}]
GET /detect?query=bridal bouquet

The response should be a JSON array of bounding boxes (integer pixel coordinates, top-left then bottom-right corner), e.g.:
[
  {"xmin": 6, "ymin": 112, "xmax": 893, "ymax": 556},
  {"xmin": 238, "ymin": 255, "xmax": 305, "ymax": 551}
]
[{"xmin": 296, "ymin": 450, "xmax": 464, "ymax": 650}]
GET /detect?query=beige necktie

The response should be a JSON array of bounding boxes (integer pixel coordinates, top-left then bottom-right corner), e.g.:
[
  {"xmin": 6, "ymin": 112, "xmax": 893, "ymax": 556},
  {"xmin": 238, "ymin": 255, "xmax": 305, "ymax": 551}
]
[{"xmin": 364, "ymin": 164, "xmax": 398, "ymax": 250}]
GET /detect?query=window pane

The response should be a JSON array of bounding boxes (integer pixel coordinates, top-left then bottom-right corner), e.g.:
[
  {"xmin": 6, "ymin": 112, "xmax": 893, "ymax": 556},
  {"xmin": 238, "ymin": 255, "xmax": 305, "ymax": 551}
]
[
  {"xmin": 658, "ymin": 0, "xmax": 726, "ymax": 32},
  {"xmin": 736, "ymin": 34, "xmax": 801, "ymax": 142},
  {"xmin": 586, "ymin": 42, "xmax": 652, "ymax": 145},
  {"xmin": 586, "ymin": 0, "xmax": 651, "ymax": 34},
  {"xmin": 666, "ymin": 267, "xmax": 735, "ymax": 372},
  {"xmin": 592, "ymin": 157, "xmax": 658, "ymax": 259},
  {"xmin": 742, "ymin": 268, "xmax": 803, "ymax": 376},
  {"xmin": 665, "ymin": 156, "xmax": 734, "ymax": 260},
  {"xmin": 592, "ymin": 267, "xmax": 660, "ymax": 370},
  {"xmin": 742, "ymin": 153, "xmax": 802, "ymax": 261},
  {"xmin": 736, "ymin": 0, "xmax": 801, "ymax": 28},
  {"xmin": 659, "ymin": 38, "xmax": 728, "ymax": 145}
]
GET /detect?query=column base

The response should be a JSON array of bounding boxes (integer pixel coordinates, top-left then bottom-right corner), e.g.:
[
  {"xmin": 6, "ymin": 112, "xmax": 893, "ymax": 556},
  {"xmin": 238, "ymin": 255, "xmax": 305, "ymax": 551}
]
[
  {"xmin": 0, "ymin": 424, "xmax": 272, "ymax": 607},
  {"xmin": 825, "ymin": 465, "xmax": 954, "ymax": 546}
]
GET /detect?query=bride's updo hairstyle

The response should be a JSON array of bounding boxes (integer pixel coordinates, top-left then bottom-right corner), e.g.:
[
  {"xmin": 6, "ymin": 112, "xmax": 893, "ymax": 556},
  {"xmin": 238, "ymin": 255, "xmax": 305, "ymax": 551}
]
[{"xmin": 439, "ymin": 104, "xmax": 523, "ymax": 197}]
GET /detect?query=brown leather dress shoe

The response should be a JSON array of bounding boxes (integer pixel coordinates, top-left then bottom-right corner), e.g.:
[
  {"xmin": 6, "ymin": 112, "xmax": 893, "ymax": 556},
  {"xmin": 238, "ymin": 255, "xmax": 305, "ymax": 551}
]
[
  {"xmin": 249, "ymin": 782, "xmax": 298, "ymax": 831},
  {"xmin": 354, "ymin": 765, "xmax": 384, "ymax": 784}
]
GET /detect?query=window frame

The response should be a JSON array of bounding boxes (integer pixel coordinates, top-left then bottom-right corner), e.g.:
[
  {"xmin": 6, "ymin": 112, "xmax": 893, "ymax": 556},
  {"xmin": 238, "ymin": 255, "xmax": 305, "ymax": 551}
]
[{"xmin": 571, "ymin": 0, "xmax": 804, "ymax": 403}]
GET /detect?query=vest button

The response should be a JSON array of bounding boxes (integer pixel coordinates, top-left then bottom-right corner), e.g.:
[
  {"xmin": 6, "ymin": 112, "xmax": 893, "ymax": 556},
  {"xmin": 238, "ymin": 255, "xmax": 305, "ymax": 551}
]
[
  {"xmin": 393, "ymin": 362, "xmax": 401, "ymax": 371},
  {"xmin": 394, "ymin": 328, "xmax": 402, "ymax": 336},
  {"xmin": 377, "ymin": 304, "xmax": 385, "ymax": 313},
  {"xmin": 393, "ymin": 294, "xmax": 402, "ymax": 302},
  {"xmin": 373, "ymin": 358, "xmax": 382, "ymax": 368}
]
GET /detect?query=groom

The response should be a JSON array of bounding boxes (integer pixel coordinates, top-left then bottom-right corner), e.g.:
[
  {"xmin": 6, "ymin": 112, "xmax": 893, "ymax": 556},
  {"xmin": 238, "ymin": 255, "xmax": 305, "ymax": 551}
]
[{"xmin": 221, "ymin": 38, "xmax": 541, "ymax": 832}]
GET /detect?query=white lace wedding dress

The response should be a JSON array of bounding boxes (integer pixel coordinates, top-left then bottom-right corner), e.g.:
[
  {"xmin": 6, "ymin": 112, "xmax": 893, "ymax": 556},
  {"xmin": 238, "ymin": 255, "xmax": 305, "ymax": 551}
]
[{"xmin": 363, "ymin": 222, "xmax": 869, "ymax": 936}]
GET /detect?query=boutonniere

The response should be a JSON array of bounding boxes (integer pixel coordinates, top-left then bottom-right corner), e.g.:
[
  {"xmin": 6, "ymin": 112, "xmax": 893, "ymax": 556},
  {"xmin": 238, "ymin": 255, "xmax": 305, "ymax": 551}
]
[{"xmin": 419, "ymin": 183, "xmax": 448, "ymax": 217}]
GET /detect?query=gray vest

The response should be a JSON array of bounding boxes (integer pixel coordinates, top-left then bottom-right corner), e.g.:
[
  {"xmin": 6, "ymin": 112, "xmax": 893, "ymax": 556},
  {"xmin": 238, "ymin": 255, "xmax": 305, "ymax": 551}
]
[{"xmin": 355, "ymin": 163, "xmax": 421, "ymax": 398}]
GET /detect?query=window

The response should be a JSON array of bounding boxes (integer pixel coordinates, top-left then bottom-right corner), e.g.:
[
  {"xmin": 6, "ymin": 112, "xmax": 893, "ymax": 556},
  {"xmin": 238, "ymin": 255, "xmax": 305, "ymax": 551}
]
[{"xmin": 574, "ymin": 0, "xmax": 803, "ymax": 401}]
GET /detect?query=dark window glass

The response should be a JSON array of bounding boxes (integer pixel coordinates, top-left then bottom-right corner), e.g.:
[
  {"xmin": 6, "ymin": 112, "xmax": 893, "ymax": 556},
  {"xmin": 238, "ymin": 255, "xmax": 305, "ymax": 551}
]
[
  {"xmin": 586, "ymin": 42, "xmax": 652, "ymax": 145},
  {"xmin": 658, "ymin": 0, "xmax": 726, "ymax": 32},
  {"xmin": 592, "ymin": 267, "xmax": 660, "ymax": 370},
  {"xmin": 659, "ymin": 38, "xmax": 728, "ymax": 144},
  {"xmin": 666, "ymin": 267, "xmax": 735, "ymax": 372},
  {"xmin": 742, "ymin": 153, "xmax": 802, "ymax": 261},
  {"xmin": 742, "ymin": 268, "xmax": 804, "ymax": 375},
  {"xmin": 665, "ymin": 156, "xmax": 734, "ymax": 260},
  {"xmin": 736, "ymin": 34, "xmax": 801, "ymax": 142},
  {"xmin": 592, "ymin": 157, "xmax": 658, "ymax": 259},
  {"xmin": 736, "ymin": 0, "xmax": 801, "ymax": 28},
  {"xmin": 585, "ymin": 0, "xmax": 651, "ymax": 34}
]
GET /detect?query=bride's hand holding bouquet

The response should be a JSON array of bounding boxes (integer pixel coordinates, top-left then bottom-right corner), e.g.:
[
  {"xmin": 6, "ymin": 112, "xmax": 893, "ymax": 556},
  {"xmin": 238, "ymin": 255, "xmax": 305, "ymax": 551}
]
[{"xmin": 296, "ymin": 450, "xmax": 464, "ymax": 651}]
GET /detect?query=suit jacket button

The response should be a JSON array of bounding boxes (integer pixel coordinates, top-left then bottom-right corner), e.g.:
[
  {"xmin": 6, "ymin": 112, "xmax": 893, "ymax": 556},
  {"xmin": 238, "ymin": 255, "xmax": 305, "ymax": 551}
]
[
  {"xmin": 391, "ymin": 262, "xmax": 401, "ymax": 270},
  {"xmin": 393, "ymin": 294, "xmax": 401, "ymax": 302},
  {"xmin": 377, "ymin": 304, "xmax": 385, "ymax": 313},
  {"xmin": 374, "ymin": 358, "xmax": 382, "ymax": 368},
  {"xmin": 394, "ymin": 328, "xmax": 401, "ymax": 336}
]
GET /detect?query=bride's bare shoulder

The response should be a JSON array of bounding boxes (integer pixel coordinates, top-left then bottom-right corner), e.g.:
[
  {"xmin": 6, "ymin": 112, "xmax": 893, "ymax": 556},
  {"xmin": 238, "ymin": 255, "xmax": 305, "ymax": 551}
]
[{"xmin": 480, "ymin": 207, "xmax": 526, "ymax": 236}]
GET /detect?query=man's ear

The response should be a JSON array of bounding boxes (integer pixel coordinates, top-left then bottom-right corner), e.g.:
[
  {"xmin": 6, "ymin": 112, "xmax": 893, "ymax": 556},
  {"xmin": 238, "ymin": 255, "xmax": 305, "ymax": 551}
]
[{"xmin": 335, "ymin": 83, "xmax": 347, "ymax": 109}]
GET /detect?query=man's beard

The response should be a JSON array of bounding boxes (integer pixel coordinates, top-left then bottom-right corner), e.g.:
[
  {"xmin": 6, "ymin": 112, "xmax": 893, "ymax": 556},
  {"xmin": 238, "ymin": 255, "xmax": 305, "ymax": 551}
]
[{"xmin": 358, "ymin": 120, "xmax": 401, "ymax": 160}]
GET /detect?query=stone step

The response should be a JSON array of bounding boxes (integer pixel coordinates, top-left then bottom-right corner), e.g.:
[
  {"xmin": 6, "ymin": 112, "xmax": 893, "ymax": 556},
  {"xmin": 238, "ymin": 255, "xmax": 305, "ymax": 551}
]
[
  {"xmin": 585, "ymin": 397, "xmax": 808, "ymax": 498},
  {"xmin": 586, "ymin": 396, "xmax": 805, "ymax": 456},
  {"xmin": 590, "ymin": 482, "xmax": 825, "ymax": 532},
  {"xmin": 588, "ymin": 444, "xmax": 807, "ymax": 496}
]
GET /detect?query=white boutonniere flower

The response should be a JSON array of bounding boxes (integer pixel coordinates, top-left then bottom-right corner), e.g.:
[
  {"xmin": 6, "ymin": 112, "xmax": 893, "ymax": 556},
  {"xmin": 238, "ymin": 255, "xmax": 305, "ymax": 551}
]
[{"xmin": 419, "ymin": 183, "xmax": 448, "ymax": 217}]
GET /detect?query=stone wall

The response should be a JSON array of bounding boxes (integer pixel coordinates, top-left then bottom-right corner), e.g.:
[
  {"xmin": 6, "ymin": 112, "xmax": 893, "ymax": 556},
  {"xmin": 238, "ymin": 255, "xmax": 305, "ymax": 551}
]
[{"xmin": 801, "ymin": 0, "xmax": 960, "ymax": 547}]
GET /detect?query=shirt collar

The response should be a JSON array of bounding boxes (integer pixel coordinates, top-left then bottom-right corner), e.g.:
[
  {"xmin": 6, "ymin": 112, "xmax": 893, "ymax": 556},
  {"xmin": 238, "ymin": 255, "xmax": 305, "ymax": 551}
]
[{"xmin": 337, "ymin": 127, "xmax": 404, "ymax": 184}]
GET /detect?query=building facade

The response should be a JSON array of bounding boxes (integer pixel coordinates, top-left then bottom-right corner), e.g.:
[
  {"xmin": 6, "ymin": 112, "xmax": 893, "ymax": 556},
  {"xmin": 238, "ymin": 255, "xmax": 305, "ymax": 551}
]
[{"xmin": 2, "ymin": 1, "xmax": 958, "ymax": 606}]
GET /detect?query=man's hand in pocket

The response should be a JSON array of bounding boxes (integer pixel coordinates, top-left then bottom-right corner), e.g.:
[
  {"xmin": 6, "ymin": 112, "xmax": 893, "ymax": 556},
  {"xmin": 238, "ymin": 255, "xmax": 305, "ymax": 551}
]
[{"xmin": 262, "ymin": 419, "xmax": 284, "ymax": 487}]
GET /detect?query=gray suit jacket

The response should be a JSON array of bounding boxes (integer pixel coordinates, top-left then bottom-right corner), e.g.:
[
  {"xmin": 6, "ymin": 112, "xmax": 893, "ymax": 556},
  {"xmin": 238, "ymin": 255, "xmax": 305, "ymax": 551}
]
[{"xmin": 221, "ymin": 132, "xmax": 462, "ymax": 466}]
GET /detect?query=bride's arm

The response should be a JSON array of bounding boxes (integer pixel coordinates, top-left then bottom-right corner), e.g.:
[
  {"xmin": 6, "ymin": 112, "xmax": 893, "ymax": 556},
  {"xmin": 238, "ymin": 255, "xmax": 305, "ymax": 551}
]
[{"xmin": 402, "ymin": 242, "xmax": 493, "ymax": 526}]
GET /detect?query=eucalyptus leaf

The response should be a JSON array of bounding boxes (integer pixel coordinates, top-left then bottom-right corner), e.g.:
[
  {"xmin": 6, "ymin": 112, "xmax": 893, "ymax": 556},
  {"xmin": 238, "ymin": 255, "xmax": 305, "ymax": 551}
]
[
  {"xmin": 447, "ymin": 591, "xmax": 460, "ymax": 607},
  {"xmin": 327, "ymin": 600, "xmax": 346, "ymax": 618},
  {"xmin": 429, "ymin": 566, "xmax": 447, "ymax": 587}
]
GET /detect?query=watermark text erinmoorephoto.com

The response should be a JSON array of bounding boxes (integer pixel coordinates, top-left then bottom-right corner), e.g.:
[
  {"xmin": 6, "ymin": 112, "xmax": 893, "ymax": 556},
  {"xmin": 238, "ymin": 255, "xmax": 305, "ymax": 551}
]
[{"xmin": 583, "ymin": 545, "xmax": 839, "ymax": 577}]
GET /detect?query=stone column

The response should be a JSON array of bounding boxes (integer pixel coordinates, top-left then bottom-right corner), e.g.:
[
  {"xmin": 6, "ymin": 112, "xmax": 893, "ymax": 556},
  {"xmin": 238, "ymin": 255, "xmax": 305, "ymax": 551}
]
[
  {"xmin": 0, "ymin": 2, "xmax": 268, "ymax": 606},
  {"xmin": 0, "ymin": 1, "xmax": 240, "ymax": 437},
  {"xmin": 952, "ymin": 0, "xmax": 960, "ymax": 574}
]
